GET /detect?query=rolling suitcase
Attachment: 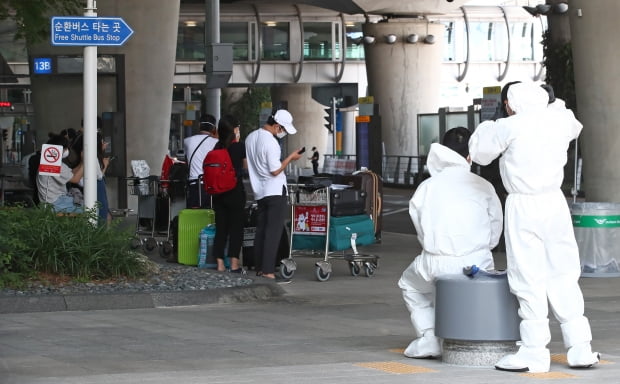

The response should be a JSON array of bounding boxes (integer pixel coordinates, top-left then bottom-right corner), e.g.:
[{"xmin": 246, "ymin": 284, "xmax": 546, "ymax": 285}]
[
  {"xmin": 242, "ymin": 204, "xmax": 257, "ymax": 269},
  {"xmin": 329, "ymin": 188, "xmax": 366, "ymax": 217},
  {"xmin": 241, "ymin": 203, "xmax": 288, "ymax": 270},
  {"xmin": 177, "ymin": 208, "xmax": 215, "ymax": 265},
  {"xmin": 342, "ymin": 170, "xmax": 383, "ymax": 241}
]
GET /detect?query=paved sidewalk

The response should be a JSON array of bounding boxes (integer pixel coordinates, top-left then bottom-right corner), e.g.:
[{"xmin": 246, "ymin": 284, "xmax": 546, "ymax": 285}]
[{"xmin": 1, "ymin": 231, "xmax": 619, "ymax": 384}]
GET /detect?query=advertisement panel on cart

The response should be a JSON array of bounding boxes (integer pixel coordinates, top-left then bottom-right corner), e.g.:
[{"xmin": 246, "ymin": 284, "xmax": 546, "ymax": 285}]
[{"xmin": 293, "ymin": 205, "xmax": 327, "ymax": 235}]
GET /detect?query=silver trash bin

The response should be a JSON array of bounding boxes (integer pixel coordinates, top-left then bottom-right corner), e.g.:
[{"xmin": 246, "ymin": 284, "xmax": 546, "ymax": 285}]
[{"xmin": 571, "ymin": 202, "xmax": 620, "ymax": 277}]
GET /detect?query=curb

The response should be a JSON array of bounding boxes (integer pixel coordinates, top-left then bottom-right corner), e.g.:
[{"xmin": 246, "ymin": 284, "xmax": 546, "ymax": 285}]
[{"xmin": 0, "ymin": 281, "xmax": 285, "ymax": 314}]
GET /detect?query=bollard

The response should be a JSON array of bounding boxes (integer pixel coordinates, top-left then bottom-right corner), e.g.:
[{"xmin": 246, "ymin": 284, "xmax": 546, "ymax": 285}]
[{"xmin": 435, "ymin": 272, "xmax": 520, "ymax": 367}]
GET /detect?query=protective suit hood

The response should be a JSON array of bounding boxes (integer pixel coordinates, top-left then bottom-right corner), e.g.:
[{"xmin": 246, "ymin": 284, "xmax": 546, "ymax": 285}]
[
  {"xmin": 426, "ymin": 142, "xmax": 470, "ymax": 176},
  {"xmin": 507, "ymin": 82, "xmax": 549, "ymax": 114}
]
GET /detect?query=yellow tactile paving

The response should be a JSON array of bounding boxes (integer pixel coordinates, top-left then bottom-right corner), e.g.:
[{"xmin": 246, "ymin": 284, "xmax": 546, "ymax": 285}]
[
  {"xmin": 551, "ymin": 353, "xmax": 612, "ymax": 365},
  {"xmin": 389, "ymin": 348, "xmax": 405, "ymax": 354},
  {"xmin": 355, "ymin": 361, "xmax": 437, "ymax": 374},
  {"xmin": 519, "ymin": 372, "xmax": 577, "ymax": 379}
]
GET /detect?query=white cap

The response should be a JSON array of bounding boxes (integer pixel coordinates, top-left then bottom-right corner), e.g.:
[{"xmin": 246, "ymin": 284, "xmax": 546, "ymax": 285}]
[{"xmin": 273, "ymin": 109, "xmax": 297, "ymax": 134}]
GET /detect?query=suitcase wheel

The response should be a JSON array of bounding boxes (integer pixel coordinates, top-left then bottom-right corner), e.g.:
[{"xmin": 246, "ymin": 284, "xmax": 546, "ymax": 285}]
[
  {"xmin": 130, "ymin": 237, "xmax": 142, "ymax": 250},
  {"xmin": 159, "ymin": 241, "xmax": 174, "ymax": 259},
  {"xmin": 143, "ymin": 237, "xmax": 158, "ymax": 252}
]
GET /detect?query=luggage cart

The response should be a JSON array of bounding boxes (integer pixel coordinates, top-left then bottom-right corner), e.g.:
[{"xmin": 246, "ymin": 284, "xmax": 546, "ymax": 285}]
[
  {"xmin": 281, "ymin": 183, "xmax": 379, "ymax": 282},
  {"xmin": 126, "ymin": 176, "xmax": 160, "ymax": 253}
]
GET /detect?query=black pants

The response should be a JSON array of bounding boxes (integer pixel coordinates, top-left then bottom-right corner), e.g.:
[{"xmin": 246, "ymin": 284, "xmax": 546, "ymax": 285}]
[
  {"xmin": 186, "ymin": 181, "xmax": 210, "ymax": 209},
  {"xmin": 312, "ymin": 161, "xmax": 319, "ymax": 175},
  {"xmin": 254, "ymin": 195, "xmax": 288, "ymax": 275},
  {"xmin": 212, "ymin": 187, "xmax": 246, "ymax": 261}
]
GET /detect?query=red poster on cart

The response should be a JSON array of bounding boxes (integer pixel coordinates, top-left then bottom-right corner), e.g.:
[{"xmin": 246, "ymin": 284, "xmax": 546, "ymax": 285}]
[{"xmin": 293, "ymin": 205, "xmax": 327, "ymax": 234}]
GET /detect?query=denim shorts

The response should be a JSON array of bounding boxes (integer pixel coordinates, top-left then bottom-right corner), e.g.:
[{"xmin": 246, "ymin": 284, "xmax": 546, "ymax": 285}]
[{"xmin": 53, "ymin": 194, "xmax": 84, "ymax": 213}]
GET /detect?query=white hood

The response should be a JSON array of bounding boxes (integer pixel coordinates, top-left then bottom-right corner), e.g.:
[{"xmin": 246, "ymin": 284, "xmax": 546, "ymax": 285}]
[
  {"xmin": 426, "ymin": 142, "xmax": 471, "ymax": 176},
  {"xmin": 507, "ymin": 82, "xmax": 549, "ymax": 114}
]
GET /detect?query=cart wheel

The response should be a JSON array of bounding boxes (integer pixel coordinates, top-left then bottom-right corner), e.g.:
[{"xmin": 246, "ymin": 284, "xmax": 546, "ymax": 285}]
[
  {"xmin": 364, "ymin": 262, "xmax": 376, "ymax": 277},
  {"xmin": 130, "ymin": 237, "xmax": 142, "ymax": 250},
  {"xmin": 159, "ymin": 241, "xmax": 173, "ymax": 259},
  {"xmin": 315, "ymin": 265, "xmax": 331, "ymax": 282},
  {"xmin": 144, "ymin": 237, "xmax": 158, "ymax": 252},
  {"xmin": 280, "ymin": 263, "xmax": 295, "ymax": 279},
  {"xmin": 349, "ymin": 262, "xmax": 360, "ymax": 277}
]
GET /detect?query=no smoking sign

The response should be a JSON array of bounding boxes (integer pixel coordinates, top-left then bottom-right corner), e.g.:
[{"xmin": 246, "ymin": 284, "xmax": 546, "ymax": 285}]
[{"xmin": 38, "ymin": 144, "xmax": 64, "ymax": 176}]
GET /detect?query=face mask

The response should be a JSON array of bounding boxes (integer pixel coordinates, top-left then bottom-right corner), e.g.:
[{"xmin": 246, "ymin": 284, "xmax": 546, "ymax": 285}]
[
  {"xmin": 276, "ymin": 131, "xmax": 287, "ymax": 139},
  {"xmin": 62, "ymin": 150, "xmax": 70, "ymax": 159}
]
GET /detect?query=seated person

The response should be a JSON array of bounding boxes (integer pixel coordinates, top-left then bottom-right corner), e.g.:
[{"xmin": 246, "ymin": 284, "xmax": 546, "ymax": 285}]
[
  {"xmin": 398, "ymin": 127, "xmax": 503, "ymax": 358},
  {"xmin": 36, "ymin": 133, "xmax": 84, "ymax": 213}
]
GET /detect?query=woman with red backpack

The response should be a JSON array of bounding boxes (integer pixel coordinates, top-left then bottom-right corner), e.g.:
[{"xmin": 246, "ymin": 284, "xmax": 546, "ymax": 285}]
[{"xmin": 206, "ymin": 115, "xmax": 247, "ymax": 273}]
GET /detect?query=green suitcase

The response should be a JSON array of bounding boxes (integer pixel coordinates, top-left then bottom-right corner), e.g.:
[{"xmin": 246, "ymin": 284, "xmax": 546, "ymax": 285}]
[
  {"xmin": 328, "ymin": 214, "xmax": 375, "ymax": 251},
  {"xmin": 178, "ymin": 209, "xmax": 215, "ymax": 266}
]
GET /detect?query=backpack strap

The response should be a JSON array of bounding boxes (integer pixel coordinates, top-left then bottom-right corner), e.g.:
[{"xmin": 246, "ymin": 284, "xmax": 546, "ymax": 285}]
[{"xmin": 188, "ymin": 134, "xmax": 210, "ymax": 181}]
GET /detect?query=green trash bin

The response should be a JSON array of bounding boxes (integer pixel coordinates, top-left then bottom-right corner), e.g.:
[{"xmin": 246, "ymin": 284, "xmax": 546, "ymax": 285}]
[{"xmin": 571, "ymin": 202, "xmax": 620, "ymax": 277}]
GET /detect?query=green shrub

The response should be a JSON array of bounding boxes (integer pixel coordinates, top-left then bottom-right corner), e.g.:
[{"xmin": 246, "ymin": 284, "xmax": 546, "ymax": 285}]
[{"xmin": 0, "ymin": 205, "xmax": 149, "ymax": 288}]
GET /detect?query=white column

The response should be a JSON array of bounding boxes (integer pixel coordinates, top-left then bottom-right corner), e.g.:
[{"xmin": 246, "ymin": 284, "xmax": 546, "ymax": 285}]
[
  {"xmin": 271, "ymin": 84, "xmax": 329, "ymax": 172},
  {"xmin": 99, "ymin": 0, "xmax": 181, "ymax": 178},
  {"xmin": 570, "ymin": 0, "xmax": 620, "ymax": 202},
  {"xmin": 363, "ymin": 20, "xmax": 444, "ymax": 157}
]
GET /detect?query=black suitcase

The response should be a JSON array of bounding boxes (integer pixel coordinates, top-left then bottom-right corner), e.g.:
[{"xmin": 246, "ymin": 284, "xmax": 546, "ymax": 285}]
[
  {"xmin": 242, "ymin": 204, "xmax": 258, "ymax": 269},
  {"xmin": 329, "ymin": 188, "xmax": 366, "ymax": 217},
  {"xmin": 342, "ymin": 171, "xmax": 383, "ymax": 240}
]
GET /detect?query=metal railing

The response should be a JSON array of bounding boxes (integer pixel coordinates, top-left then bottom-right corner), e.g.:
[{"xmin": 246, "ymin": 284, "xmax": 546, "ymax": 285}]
[{"xmin": 322, "ymin": 154, "xmax": 428, "ymax": 188}]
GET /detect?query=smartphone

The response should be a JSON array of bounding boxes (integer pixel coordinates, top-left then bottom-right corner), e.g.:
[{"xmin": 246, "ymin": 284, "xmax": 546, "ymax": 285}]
[{"xmin": 298, "ymin": 147, "xmax": 306, "ymax": 154}]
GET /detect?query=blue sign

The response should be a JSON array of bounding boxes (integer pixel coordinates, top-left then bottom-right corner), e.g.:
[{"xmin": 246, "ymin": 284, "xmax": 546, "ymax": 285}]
[
  {"xmin": 51, "ymin": 16, "xmax": 134, "ymax": 46},
  {"xmin": 33, "ymin": 57, "xmax": 53, "ymax": 74}
]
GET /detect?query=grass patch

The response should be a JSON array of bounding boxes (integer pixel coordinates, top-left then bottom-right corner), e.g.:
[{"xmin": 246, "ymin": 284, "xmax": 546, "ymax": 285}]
[{"xmin": 0, "ymin": 205, "xmax": 150, "ymax": 288}]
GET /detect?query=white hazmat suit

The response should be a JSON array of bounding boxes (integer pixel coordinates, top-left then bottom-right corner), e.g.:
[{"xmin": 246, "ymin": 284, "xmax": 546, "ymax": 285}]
[
  {"xmin": 398, "ymin": 142, "xmax": 503, "ymax": 358},
  {"xmin": 469, "ymin": 82, "xmax": 599, "ymax": 372}
]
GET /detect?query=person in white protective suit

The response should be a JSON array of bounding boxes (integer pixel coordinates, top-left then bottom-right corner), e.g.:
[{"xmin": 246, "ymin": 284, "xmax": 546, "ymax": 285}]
[
  {"xmin": 398, "ymin": 127, "xmax": 503, "ymax": 358},
  {"xmin": 469, "ymin": 82, "xmax": 600, "ymax": 373}
]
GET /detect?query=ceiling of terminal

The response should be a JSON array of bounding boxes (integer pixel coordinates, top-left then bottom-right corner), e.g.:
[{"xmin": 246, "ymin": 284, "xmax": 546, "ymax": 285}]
[{"xmin": 196, "ymin": 0, "xmax": 471, "ymax": 16}]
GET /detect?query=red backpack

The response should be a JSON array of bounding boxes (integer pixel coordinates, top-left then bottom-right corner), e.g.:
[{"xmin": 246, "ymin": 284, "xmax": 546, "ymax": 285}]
[{"xmin": 202, "ymin": 148, "xmax": 237, "ymax": 194}]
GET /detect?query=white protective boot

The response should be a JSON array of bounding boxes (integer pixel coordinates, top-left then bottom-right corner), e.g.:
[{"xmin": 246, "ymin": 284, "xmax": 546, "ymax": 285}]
[
  {"xmin": 560, "ymin": 318, "xmax": 600, "ymax": 368},
  {"xmin": 496, "ymin": 320, "xmax": 551, "ymax": 373},
  {"xmin": 567, "ymin": 343, "xmax": 600, "ymax": 368},
  {"xmin": 404, "ymin": 329, "xmax": 441, "ymax": 359},
  {"xmin": 495, "ymin": 345, "xmax": 550, "ymax": 373}
]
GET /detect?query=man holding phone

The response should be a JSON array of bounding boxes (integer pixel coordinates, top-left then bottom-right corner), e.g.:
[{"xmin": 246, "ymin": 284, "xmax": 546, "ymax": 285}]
[{"xmin": 245, "ymin": 109, "xmax": 303, "ymax": 283}]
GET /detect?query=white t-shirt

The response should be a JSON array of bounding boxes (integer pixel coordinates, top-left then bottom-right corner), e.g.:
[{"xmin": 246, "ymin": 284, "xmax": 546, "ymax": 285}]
[
  {"xmin": 245, "ymin": 128, "xmax": 287, "ymax": 201},
  {"xmin": 37, "ymin": 162, "xmax": 73, "ymax": 204},
  {"xmin": 183, "ymin": 133, "xmax": 217, "ymax": 180}
]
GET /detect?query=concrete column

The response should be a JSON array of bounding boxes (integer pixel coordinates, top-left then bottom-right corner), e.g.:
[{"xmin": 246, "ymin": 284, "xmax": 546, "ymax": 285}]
[
  {"xmin": 99, "ymin": 0, "xmax": 180, "ymax": 175},
  {"xmin": 570, "ymin": 1, "xmax": 620, "ymax": 202},
  {"xmin": 28, "ymin": 0, "xmax": 179, "ymax": 209},
  {"xmin": 363, "ymin": 20, "xmax": 443, "ymax": 157},
  {"xmin": 271, "ymin": 84, "xmax": 329, "ymax": 173}
]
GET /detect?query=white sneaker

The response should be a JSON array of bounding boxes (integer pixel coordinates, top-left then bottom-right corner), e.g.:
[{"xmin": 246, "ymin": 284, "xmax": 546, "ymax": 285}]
[
  {"xmin": 404, "ymin": 335, "xmax": 441, "ymax": 358},
  {"xmin": 567, "ymin": 343, "xmax": 600, "ymax": 368},
  {"xmin": 495, "ymin": 346, "xmax": 550, "ymax": 373}
]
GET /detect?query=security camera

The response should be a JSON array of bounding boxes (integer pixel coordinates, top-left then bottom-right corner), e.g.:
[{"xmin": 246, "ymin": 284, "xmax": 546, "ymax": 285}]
[{"xmin": 447, "ymin": 0, "xmax": 454, "ymax": 2}]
